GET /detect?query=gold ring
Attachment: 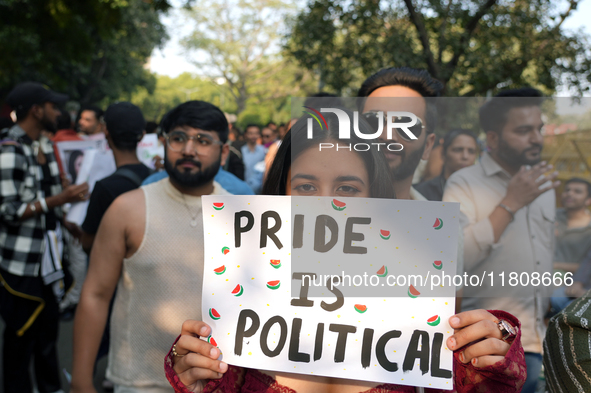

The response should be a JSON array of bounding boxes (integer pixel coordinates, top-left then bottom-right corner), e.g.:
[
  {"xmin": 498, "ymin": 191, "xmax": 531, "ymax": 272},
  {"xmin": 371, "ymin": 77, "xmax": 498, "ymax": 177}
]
[
  {"xmin": 172, "ymin": 343, "xmax": 185, "ymax": 357},
  {"xmin": 79, "ymin": 193, "xmax": 84, "ymax": 199}
]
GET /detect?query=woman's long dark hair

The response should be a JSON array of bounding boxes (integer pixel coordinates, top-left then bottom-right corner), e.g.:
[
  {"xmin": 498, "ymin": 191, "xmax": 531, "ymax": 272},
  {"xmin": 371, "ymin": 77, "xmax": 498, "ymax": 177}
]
[
  {"xmin": 262, "ymin": 110, "xmax": 396, "ymax": 199},
  {"xmin": 68, "ymin": 150, "xmax": 84, "ymax": 184}
]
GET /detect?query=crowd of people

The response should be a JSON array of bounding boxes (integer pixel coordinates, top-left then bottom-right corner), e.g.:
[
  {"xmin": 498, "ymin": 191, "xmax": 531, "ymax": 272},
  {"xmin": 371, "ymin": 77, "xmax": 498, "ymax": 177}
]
[{"xmin": 1, "ymin": 67, "xmax": 591, "ymax": 393}]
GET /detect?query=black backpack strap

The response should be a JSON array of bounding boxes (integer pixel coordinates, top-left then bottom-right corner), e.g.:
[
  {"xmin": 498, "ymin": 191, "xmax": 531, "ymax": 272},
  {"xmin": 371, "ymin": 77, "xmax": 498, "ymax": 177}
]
[{"xmin": 113, "ymin": 167, "xmax": 144, "ymax": 187}]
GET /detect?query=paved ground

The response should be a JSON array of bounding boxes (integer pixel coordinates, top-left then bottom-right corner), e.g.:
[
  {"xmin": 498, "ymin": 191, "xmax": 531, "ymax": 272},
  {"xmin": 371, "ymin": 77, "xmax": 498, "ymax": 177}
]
[{"xmin": 0, "ymin": 317, "xmax": 109, "ymax": 393}]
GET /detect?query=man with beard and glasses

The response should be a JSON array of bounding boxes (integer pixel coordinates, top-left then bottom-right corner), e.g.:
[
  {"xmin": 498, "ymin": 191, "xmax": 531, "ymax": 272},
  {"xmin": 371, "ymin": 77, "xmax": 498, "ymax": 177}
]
[
  {"xmin": 443, "ymin": 88, "xmax": 560, "ymax": 393},
  {"xmin": 71, "ymin": 101, "xmax": 230, "ymax": 393},
  {"xmin": 357, "ymin": 67, "xmax": 465, "ymax": 305},
  {"xmin": 1, "ymin": 82, "xmax": 89, "ymax": 393}
]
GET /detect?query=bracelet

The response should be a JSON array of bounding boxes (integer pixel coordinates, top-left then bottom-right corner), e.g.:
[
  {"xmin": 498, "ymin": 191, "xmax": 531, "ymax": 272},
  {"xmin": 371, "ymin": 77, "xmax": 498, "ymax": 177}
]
[
  {"xmin": 498, "ymin": 203, "xmax": 515, "ymax": 221},
  {"xmin": 172, "ymin": 343, "xmax": 186, "ymax": 357},
  {"xmin": 39, "ymin": 198, "xmax": 49, "ymax": 213}
]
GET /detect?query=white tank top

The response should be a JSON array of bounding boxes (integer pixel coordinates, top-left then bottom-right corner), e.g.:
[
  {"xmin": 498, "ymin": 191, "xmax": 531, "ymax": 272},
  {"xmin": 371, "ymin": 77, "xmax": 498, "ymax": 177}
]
[{"xmin": 107, "ymin": 178, "xmax": 229, "ymax": 387}]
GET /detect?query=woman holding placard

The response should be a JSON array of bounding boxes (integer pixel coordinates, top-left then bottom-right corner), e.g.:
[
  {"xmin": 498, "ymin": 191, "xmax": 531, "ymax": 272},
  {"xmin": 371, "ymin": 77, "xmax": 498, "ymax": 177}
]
[{"xmin": 165, "ymin": 113, "xmax": 526, "ymax": 392}]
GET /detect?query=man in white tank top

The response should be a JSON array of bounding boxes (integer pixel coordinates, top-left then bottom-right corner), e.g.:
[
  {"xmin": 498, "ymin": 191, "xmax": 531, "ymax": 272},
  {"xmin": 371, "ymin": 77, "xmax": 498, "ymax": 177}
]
[{"xmin": 71, "ymin": 101, "xmax": 231, "ymax": 393}]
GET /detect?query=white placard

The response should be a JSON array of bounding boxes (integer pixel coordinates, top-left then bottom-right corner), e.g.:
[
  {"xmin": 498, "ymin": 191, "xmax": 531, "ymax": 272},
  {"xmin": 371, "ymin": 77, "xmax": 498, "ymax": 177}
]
[
  {"xmin": 202, "ymin": 195, "xmax": 459, "ymax": 390},
  {"xmin": 137, "ymin": 133, "xmax": 164, "ymax": 170},
  {"xmin": 55, "ymin": 140, "xmax": 100, "ymax": 183},
  {"xmin": 65, "ymin": 149, "xmax": 116, "ymax": 226}
]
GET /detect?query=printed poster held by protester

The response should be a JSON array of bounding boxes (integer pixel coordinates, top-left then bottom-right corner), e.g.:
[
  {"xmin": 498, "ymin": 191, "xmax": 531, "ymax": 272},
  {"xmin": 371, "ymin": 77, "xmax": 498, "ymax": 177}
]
[
  {"xmin": 55, "ymin": 139, "xmax": 99, "ymax": 184},
  {"xmin": 202, "ymin": 195, "xmax": 459, "ymax": 390},
  {"xmin": 55, "ymin": 139, "xmax": 116, "ymax": 225},
  {"xmin": 66, "ymin": 149, "xmax": 116, "ymax": 226},
  {"xmin": 137, "ymin": 133, "xmax": 164, "ymax": 170}
]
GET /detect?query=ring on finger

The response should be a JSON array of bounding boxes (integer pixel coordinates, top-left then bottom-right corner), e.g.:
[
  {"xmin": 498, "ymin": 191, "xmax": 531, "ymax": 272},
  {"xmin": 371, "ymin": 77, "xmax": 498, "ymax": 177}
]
[
  {"xmin": 495, "ymin": 319, "xmax": 517, "ymax": 343},
  {"xmin": 172, "ymin": 343, "xmax": 186, "ymax": 357}
]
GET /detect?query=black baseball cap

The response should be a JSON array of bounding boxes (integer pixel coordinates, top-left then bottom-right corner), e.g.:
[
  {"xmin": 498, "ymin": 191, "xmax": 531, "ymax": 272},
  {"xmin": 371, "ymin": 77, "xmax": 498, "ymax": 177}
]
[
  {"xmin": 6, "ymin": 82, "xmax": 68, "ymax": 110},
  {"xmin": 104, "ymin": 102, "xmax": 145, "ymax": 141}
]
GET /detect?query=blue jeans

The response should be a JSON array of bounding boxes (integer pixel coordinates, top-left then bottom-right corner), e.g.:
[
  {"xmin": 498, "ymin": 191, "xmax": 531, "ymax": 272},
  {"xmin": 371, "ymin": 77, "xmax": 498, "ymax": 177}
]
[{"xmin": 523, "ymin": 352, "xmax": 543, "ymax": 393}]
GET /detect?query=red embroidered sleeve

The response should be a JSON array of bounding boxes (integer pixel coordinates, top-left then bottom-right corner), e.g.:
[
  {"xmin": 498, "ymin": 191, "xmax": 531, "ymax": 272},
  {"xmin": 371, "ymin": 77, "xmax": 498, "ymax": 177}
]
[
  {"xmin": 164, "ymin": 335, "xmax": 244, "ymax": 393},
  {"xmin": 427, "ymin": 310, "xmax": 526, "ymax": 393}
]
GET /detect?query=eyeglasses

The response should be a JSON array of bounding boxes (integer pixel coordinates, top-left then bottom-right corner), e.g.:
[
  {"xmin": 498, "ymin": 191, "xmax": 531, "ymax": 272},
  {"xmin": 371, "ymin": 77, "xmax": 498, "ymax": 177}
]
[
  {"xmin": 166, "ymin": 131, "xmax": 223, "ymax": 153},
  {"xmin": 361, "ymin": 111, "xmax": 425, "ymax": 141}
]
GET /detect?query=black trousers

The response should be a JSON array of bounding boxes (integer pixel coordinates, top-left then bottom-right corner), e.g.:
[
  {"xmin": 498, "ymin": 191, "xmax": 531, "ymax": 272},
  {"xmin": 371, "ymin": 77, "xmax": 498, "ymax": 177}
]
[{"xmin": 2, "ymin": 283, "xmax": 61, "ymax": 393}]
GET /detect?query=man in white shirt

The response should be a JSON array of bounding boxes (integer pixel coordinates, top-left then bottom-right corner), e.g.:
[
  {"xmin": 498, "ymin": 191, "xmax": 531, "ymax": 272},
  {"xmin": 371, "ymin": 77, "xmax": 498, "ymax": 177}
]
[{"xmin": 443, "ymin": 88, "xmax": 560, "ymax": 393}]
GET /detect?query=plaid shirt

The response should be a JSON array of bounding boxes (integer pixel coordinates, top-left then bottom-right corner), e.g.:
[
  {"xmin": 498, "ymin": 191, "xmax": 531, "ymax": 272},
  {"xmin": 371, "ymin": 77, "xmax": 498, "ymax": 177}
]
[{"xmin": 0, "ymin": 125, "xmax": 62, "ymax": 277}]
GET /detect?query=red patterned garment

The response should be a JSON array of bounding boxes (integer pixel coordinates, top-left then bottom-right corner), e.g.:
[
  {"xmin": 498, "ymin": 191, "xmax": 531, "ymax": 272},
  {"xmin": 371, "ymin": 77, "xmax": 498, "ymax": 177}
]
[{"xmin": 165, "ymin": 310, "xmax": 526, "ymax": 393}]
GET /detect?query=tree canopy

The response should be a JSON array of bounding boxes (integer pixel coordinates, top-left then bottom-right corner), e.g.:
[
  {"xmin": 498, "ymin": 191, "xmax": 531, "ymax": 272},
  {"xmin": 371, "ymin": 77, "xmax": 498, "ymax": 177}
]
[
  {"xmin": 129, "ymin": 72, "xmax": 304, "ymax": 127},
  {"xmin": 287, "ymin": 0, "xmax": 591, "ymax": 96},
  {"xmin": 181, "ymin": 0, "xmax": 315, "ymax": 115},
  {"xmin": 0, "ymin": 0, "xmax": 170, "ymax": 104}
]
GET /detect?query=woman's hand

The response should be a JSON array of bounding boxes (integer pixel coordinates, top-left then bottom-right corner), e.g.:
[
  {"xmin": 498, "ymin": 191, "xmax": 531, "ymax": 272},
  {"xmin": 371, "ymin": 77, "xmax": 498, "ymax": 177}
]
[
  {"xmin": 446, "ymin": 309, "xmax": 514, "ymax": 368},
  {"xmin": 173, "ymin": 320, "xmax": 228, "ymax": 393}
]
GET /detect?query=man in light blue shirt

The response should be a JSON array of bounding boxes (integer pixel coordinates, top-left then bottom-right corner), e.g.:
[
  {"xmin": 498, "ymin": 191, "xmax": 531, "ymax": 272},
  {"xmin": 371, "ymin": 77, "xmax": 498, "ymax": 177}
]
[{"xmin": 241, "ymin": 124, "xmax": 267, "ymax": 194}]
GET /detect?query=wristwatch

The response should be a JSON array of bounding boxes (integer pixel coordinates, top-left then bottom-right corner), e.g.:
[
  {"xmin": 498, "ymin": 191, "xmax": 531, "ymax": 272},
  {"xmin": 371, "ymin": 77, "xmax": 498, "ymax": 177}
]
[{"xmin": 496, "ymin": 319, "xmax": 517, "ymax": 342}]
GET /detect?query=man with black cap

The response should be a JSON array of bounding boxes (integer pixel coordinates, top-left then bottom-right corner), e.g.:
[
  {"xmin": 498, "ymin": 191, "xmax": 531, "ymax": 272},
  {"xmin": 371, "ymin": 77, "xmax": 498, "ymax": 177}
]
[
  {"xmin": 0, "ymin": 82, "xmax": 90, "ymax": 393},
  {"xmin": 81, "ymin": 102, "xmax": 151, "ymax": 254}
]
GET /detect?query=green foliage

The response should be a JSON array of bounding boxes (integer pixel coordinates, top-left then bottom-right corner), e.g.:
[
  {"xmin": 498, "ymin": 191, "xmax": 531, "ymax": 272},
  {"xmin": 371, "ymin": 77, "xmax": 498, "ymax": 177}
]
[
  {"xmin": 130, "ymin": 72, "xmax": 310, "ymax": 128},
  {"xmin": 0, "ymin": 0, "xmax": 169, "ymax": 104},
  {"xmin": 237, "ymin": 111, "xmax": 264, "ymax": 127},
  {"xmin": 181, "ymin": 0, "xmax": 317, "ymax": 116},
  {"xmin": 287, "ymin": 0, "xmax": 591, "ymax": 96},
  {"xmin": 129, "ymin": 73, "xmax": 234, "ymax": 121}
]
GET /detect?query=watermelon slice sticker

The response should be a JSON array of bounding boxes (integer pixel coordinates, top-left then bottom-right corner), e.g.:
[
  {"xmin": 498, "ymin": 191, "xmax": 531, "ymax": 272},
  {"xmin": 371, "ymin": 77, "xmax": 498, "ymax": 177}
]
[
  {"xmin": 209, "ymin": 308, "xmax": 221, "ymax": 320},
  {"xmin": 221, "ymin": 247, "xmax": 230, "ymax": 255},
  {"xmin": 270, "ymin": 259, "xmax": 281, "ymax": 269},
  {"xmin": 354, "ymin": 304, "xmax": 367, "ymax": 314},
  {"xmin": 331, "ymin": 199, "xmax": 346, "ymax": 211},
  {"xmin": 376, "ymin": 265, "xmax": 388, "ymax": 277},
  {"xmin": 213, "ymin": 202, "xmax": 225, "ymax": 211},
  {"xmin": 408, "ymin": 285, "xmax": 421, "ymax": 298},
  {"xmin": 232, "ymin": 284, "xmax": 244, "ymax": 297},
  {"xmin": 208, "ymin": 336, "xmax": 218, "ymax": 346},
  {"xmin": 433, "ymin": 218, "xmax": 443, "ymax": 230},
  {"xmin": 433, "ymin": 260, "xmax": 443, "ymax": 270},
  {"xmin": 379, "ymin": 230, "xmax": 391, "ymax": 240},
  {"xmin": 427, "ymin": 315, "xmax": 441, "ymax": 326},
  {"xmin": 267, "ymin": 280, "xmax": 281, "ymax": 290},
  {"xmin": 214, "ymin": 265, "xmax": 226, "ymax": 275}
]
